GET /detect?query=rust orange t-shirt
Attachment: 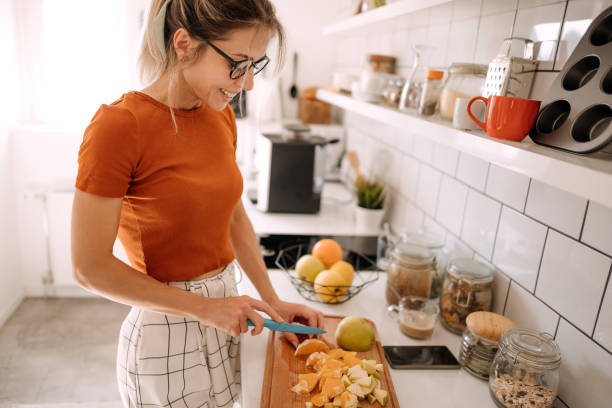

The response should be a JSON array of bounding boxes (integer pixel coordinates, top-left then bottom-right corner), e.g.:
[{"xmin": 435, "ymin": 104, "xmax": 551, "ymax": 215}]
[{"xmin": 75, "ymin": 91, "xmax": 243, "ymax": 282}]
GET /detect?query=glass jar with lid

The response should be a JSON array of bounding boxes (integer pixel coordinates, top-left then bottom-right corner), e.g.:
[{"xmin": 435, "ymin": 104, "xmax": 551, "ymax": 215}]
[
  {"xmin": 440, "ymin": 258, "xmax": 493, "ymax": 334},
  {"xmin": 385, "ymin": 243, "xmax": 435, "ymax": 305},
  {"xmin": 459, "ymin": 311, "xmax": 517, "ymax": 380},
  {"xmin": 383, "ymin": 77, "xmax": 405, "ymax": 107},
  {"xmin": 400, "ymin": 230, "xmax": 448, "ymax": 299},
  {"xmin": 439, "ymin": 63, "xmax": 488, "ymax": 120},
  {"xmin": 489, "ymin": 328, "xmax": 561, "ymax": 408}
]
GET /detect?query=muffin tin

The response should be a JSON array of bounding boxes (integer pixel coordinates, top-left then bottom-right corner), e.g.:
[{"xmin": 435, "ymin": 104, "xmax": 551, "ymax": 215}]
[{"xmin": 530, "ymin": 6, "xmax": 612, "ymax": 154}]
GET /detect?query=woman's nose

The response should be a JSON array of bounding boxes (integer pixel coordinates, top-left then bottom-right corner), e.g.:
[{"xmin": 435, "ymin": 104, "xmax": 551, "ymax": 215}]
[{"xmin": 236, "ymin": 68, "xmax": 255, "ymax": 91}]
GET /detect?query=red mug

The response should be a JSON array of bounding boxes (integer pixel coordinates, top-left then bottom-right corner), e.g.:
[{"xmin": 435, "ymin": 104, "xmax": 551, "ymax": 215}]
[{"xmin": 467, "ymin": 95, "xmax": 541, "ymax": 142}]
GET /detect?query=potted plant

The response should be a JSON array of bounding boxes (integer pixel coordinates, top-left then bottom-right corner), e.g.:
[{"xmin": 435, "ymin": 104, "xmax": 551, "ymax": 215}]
[{"xmin": 354, "ymin": 178, "xmax": 386, "ymax": 231}]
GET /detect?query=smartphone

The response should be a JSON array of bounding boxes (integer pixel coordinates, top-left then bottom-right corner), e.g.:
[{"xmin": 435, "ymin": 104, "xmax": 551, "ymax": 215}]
[{"xmin": 383, "ymin": 345, "xmax": 460, "ymax": 369}]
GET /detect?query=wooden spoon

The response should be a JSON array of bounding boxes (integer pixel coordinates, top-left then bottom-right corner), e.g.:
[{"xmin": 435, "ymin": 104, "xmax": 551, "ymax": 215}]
[{"xmin": 345, "ymin": 150, "xmax": 365, "ymax": 187}]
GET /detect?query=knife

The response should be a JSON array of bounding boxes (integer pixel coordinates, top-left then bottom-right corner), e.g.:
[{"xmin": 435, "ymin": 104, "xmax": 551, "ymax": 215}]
[{"xmin": 247, "ymin": 318, "xmax": 326, "ymax": 334}]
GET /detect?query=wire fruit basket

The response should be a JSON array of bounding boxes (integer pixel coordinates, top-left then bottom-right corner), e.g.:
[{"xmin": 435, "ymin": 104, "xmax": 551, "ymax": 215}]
[{"xmin": 275, "ymin": 243, "xmax": 380, "ymax": 304}]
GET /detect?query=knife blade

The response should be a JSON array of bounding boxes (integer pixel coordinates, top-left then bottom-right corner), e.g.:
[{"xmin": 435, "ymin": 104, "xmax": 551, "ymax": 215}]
[{"xmin": 247, "ymin": 318, "xmax": 326, "ymax": 334}]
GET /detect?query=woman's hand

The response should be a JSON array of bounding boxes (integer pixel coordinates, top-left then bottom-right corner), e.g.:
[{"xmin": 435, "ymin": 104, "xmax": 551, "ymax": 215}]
[
  {"xmin": 269, "ymin": 299, "xmax": 325, "ymax": 348},
  {"xmin": 193, "ymin": 295, "xmax": 285, "ymax": 337}
]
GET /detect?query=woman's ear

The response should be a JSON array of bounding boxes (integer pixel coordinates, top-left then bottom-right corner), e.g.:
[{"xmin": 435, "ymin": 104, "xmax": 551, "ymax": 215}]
[{"xmin": 173, "ymin": 28, "xmax": 196, "ymax": 61}]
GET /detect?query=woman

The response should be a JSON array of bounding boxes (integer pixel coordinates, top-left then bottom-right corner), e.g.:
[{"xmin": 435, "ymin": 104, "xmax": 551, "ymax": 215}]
[{"xmin": 70, "ymin": 1, "xmax": 324, "ymax": 407}]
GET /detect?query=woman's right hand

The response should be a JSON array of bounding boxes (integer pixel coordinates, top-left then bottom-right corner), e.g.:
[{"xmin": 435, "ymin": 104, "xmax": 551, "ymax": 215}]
[{"xmin": 194, "ymin": 295, "xmax": 285, "ymax": 337}]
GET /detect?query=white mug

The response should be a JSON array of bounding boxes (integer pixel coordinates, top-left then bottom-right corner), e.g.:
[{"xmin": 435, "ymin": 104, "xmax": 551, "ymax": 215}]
[{"xmin": 453, "ymin": 97, "xmax": 484, "ymax": 130}]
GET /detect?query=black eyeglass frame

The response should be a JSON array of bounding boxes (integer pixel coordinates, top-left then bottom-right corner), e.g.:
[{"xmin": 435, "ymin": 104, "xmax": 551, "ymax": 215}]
[{"xmin": 206, "ymin": 40, "xmax": 270, "ymax": 80}]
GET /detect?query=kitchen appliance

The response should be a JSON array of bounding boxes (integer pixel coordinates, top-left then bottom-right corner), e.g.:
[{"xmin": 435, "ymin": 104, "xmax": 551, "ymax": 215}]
[
  {"xmin": 256, "ymin": 125, "xmax": 330, "ymax": 213},
  {"xmin": 483, "ymin": 37, "xmax": 536, "ymax": 99},
  {"xmin": 530, "ymin": 5, "xmax": 612, "ymax": 154}
]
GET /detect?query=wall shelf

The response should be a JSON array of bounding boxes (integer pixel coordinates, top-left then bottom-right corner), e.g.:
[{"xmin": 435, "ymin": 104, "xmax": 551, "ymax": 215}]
[
  {"xmin": 316, "ymin": 89, "xmax": 612, "ymax": 209},
  {"xmin": 323, "ymin": 0, "xmax": 451, "ymax": 35}
]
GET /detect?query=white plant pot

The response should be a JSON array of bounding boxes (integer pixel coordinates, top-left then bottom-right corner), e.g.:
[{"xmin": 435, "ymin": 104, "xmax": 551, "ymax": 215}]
[{"xmin": 354, "ymin": 204, "xmax": 385, "ymax": 232}]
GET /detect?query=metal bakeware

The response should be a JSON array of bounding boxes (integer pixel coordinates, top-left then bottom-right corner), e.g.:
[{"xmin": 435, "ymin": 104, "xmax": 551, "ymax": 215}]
[{"xmin": 530, "ymin": 6, "xmax": 612, "ymax": 154}]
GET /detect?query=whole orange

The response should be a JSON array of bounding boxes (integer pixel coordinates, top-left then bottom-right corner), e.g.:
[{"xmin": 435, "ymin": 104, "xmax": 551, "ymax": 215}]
[{"xmin": 312, "ymin": 239, "xmax": 343, "ymax": 268}]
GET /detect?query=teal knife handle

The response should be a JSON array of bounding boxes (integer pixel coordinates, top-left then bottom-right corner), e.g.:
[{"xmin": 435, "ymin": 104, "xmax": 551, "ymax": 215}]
[{"xmin": 246, "ymin": 318, "xmax": 276, "ymax": 329}]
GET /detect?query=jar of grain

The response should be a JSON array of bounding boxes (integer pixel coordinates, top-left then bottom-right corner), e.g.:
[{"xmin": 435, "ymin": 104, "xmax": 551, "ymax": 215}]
[
  {"xmin": 438, "ymin": 63, "xmax": 487, "ymax": 120},
  {"xmin": 386, "ymin": 243, "xmax": 435, "ymax": 305},
  {"xmin": 489, "ymin": 328, "xmax": 561, "ymax": 408},
  {"xmin": 440, "ymin": 258, "xmax": 493, "ymax": 334}
]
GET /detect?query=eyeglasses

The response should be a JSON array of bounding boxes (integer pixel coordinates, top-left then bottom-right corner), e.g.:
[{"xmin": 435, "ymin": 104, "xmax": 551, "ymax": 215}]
[{"xmin": 206, "ymin": 40, "xmax": 270, "ymax": 80}]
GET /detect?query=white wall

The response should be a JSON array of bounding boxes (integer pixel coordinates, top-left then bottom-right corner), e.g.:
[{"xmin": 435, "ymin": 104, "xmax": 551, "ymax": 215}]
[
  {"xmin": 0, "ymin": 0, "xmax": 25, "ymax": 326},
  {"xmin": 329, "ymin": 1, "xmax": 612, "ymax": 407}
]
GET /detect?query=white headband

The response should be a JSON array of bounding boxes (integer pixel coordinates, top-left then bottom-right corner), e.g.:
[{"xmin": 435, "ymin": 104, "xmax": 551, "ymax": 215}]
[{"xmin": 153, "ymin": 0, "xmax": 172, "ymax": 59}]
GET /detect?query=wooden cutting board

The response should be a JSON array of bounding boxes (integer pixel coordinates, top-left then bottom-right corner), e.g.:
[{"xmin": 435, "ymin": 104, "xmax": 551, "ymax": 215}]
[{"xmin": 260, "ymin": 314, "xmax": 400, "ymax": 408}]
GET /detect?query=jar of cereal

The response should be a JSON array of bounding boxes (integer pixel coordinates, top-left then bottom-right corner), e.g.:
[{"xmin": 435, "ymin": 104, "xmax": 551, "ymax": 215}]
[{"xmin": 440, "ymin": 258, "xmax": 493, "ymax": 334}]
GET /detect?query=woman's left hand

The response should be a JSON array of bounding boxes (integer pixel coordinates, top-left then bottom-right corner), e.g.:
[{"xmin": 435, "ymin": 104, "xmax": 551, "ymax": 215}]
[{"xmin": 269, "ymin": 299, "xmax": 325, "ymax": 348}]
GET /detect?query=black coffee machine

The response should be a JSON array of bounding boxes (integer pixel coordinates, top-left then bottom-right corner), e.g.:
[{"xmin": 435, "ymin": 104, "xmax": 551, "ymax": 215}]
[{"xmin": 256, "ymin": 125, "xmax": 337, "ymax": 214}]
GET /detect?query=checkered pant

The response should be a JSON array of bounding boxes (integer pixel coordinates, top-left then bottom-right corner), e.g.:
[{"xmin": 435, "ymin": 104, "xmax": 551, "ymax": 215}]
[{"xmin": 116, "ymin": 262, "xmax": 241, "ymax": 408}]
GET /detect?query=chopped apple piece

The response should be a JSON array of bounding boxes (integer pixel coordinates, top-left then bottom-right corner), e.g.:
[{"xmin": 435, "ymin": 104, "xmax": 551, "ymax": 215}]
[
  {"xmin": 341, "ymin": 375, "xmax": 351, "ymax": 387},
  {"xmin": 375, "ymin": 363, "xmax": 384, "ymax": 372},
  {"xmin": 366, "ymin": 393, "xmax": 376, "ymax": 404},
  {"xmin": 347, "ymin": 365, "xmax": 368, "ymax": 381},
  {"xmin": 373, "ymin": 388, "xmax": 389, "ymax": 406},
  {"xmin": 346, "ymin": 383, "xmax": 366, "ymax": 399}
]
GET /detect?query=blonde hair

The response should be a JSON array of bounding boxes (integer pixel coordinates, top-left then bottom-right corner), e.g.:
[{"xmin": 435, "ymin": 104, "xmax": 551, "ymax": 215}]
[{"xmin": 138, "ymin": 0, "xmax": 285, "ymax": 126}]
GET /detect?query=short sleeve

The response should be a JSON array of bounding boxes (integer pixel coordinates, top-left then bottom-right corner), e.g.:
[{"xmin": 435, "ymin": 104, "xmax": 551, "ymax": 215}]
[{"xmin": 75, "ymin": 104, "xmax": 139, "ymax": 198}]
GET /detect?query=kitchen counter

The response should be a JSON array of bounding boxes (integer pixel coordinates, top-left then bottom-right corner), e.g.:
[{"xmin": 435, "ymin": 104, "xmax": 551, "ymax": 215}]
[
  {"xmin": 241, "ymin": 181, "xmax": 381, "ymax": 237},
  {"xmin": 237, "ymin": 269, "xmax": 497, "ymax": 408}
]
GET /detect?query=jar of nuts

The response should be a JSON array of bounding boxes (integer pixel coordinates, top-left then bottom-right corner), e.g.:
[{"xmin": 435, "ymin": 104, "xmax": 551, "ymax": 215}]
[
  {"xmin": 489, "ymin": 328, "xmax": 561, "ymax": 408},
  {"xmin": 385, "ymin": 243, "xmax": 435, "ymax": 305},
  {"xmin": 440, "ymin": 258, "xmax": 493, "ymax": 334}
]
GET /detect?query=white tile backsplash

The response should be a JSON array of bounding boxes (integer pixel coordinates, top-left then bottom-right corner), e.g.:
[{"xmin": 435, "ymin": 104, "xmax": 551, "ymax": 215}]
[
  {"xmin": 431, "ymin": 144, "xmax": 459, "ymax": 176},
  {"xmin": 415, "ymin": 164, "xmax": 442, "ymax": 216},
  {"xmin": 336, "ymin": 3, "xmax": 612, "ymax": 405},
  {"xmin": 456, "ymin": 152, "xmax": 489, "ymax": 191},
  {"xmin": 451, "ymin": 0, "xmax": 483, "ymax": 20},
  {"xmin": 485, "ymin": 165, "xmax": 531, "ymax": 211},
  {"xmin": 493, "ymin": 207, "xmax": 548, "ymax": 291},
  {"xmin": 505, "ymin": 281, "xmax": 559, "ymax": 334},
  {"xmin": 436, "ymin": 175, "xmax": 468, "ymax": 235},
  {"xmin": 594, "ymin": 277, "xmax": 612, "ymax": 352},
  {"xmin": 555, "ymin": 0, "xmax": 612, "ymax": 69},
  {"xmin": 536, "ymin": 230, "xmax": 612, "ymax": 334},
  {"xmin": 556, "ymin": 319, "xmax": 612, "ymax": 408},
  {"xmin": 461, "ymin": 189, "xmax": 502, "ymax": 259},
  {"xmin": 413, "ymin": 137, "xmax": 435, "ymax": 163},
  {"xmin": 473, "ymin": 11, "xmax": 517, "ymax": 64},
  {"xmin": 525, "ymin": 180, "xmax": 588, "ymax": 239},
  {"xmin": 399, "ymin": 155, "xmax": 420, "ymax": 202},
  {"xmin": 512, "ymin": 2, "xmax": 566, "ymax": 70},
  {"xmin": 582, "ymin": 202, "xmax": 612, "ymax": 257},
  {"xmin": 445, "ymin": 17, "xmax": 480, "ymax": 65}
]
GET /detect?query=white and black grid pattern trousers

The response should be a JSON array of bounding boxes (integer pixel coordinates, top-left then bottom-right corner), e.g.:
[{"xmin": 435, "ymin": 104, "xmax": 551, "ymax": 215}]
[{"xmin": 116, "ymin": 262, "xmax": 241, "ymax": 408}]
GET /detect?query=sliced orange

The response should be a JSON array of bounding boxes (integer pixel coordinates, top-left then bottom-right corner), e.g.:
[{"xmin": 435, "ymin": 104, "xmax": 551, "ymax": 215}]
[
  {"xmin": 310, "ymin": 391, "xmax": 328, "ymax": 407},
  {"xmin": 326, "ymin": 348, "xmax": 345, "ymax": 360},
  {"xmin": 320, "ymin": 358, "xmax": 344, "ymax": 371},
  {"xmin": 322, "ymin": 377, "xmax": 345, "ymax": 399},
  {"xmin": 299, "ymin": 373, "xmax": 319, "ymax": 393},
  {"xmin": 295, "ymin": 339, "xmax": 329, "ymax": 357},
  {"xmin": 306, "ymin": 351, "xmax": 327, "ymax": 369}
]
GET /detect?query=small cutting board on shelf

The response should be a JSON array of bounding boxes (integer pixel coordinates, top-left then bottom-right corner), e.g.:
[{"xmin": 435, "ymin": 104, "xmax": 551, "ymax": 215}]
[{"xmin": 260, "ymin": 314, "xmax": 399, "ymax": 408}]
